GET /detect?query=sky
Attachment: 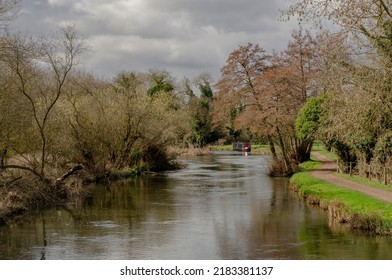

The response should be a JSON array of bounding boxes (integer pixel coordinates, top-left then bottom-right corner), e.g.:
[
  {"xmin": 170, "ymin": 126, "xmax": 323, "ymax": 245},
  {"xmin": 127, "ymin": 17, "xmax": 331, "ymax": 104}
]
[{"xmin": 10, "ymin": 0, "xmax": 298, "ymax": 82}]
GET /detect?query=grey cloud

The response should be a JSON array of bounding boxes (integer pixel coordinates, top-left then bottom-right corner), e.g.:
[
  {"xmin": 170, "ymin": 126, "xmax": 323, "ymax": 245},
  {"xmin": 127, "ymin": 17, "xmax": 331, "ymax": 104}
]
[
  {"xmin": 11, "ymin": 0, "xmax": 296, "ymax": 80},
  {"xmin": 150, "ymin": 0, "xmax": 287, "ymax": 33}
]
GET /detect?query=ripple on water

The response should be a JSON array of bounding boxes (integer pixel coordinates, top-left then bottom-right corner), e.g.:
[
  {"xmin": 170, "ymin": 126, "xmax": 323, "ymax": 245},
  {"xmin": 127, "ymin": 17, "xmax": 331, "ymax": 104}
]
[{"xmin": 89, "ymin": 221, "xmax": 120, "ymax": 229}]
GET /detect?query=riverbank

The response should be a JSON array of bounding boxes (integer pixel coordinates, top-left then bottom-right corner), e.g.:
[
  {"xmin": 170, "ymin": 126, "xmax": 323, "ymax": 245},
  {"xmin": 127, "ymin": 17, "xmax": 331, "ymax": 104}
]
[
  {"xmin": 210, "ymin": 144, "xmax": 270, "ymax": 155},
  {"xmin": 290, "ymin": 153, "xmax": 392, "ymax": 235},
  {"xmin": 0, "ymin": 152, "xmax": 183, "ymax": 226}
]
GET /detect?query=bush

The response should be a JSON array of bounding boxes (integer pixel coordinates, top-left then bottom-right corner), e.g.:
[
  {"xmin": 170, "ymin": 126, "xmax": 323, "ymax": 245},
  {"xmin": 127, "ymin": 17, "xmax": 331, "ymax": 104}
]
[{"xmin": 374, "ymin": 131, "xmax": 392, "ymax": 164}]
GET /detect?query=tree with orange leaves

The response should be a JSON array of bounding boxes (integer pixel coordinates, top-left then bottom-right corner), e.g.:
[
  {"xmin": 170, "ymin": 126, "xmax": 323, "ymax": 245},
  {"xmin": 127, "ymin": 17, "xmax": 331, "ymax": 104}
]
[
  {"xmin": 214, "ymin": 43, "xmax": 272, "ymax": 152},
  {"xmin": 214, "ymin": 31, "xmax": 319, "ymax": 176}
]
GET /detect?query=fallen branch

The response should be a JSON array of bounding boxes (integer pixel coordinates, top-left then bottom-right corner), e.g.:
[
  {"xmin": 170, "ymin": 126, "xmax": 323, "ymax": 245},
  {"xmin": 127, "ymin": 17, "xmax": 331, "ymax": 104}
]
[{"xmin": 55, "ymin": 164, "xmax": 84, "ymax": 187}]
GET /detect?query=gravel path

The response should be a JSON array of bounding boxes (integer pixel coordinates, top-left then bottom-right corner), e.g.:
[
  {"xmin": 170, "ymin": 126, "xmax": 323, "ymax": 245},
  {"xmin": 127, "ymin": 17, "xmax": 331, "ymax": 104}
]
[{"xmin": 310, "ymin": 152, "xmax": 392, "ymax": 203}]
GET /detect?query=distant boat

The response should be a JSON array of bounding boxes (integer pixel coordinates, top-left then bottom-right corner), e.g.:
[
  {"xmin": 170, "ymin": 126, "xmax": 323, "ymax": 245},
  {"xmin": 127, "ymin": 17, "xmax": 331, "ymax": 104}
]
[{"xmin": 233, "ymin": 141, "xmax": 251, "ymax": 152}]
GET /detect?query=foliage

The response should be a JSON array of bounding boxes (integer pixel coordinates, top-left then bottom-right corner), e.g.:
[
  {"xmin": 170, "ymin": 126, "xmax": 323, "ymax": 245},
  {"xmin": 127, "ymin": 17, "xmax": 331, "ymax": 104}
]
[
  {"xmin": 214, "ymin": 32, "xmax": 319, "ymax": 175},
  {"xmin": 284, "ymin": 0, "xmax": 392, "ymax": 173},
  {"xmin": 292, "ymin": 25, "xmax": 392, "ymax": 227},
  {"xmin": 187, "ymin": 74, "xmax": 221, "ymax": 147},
  {"xmin": 0, "ymin": 26, "xmax": 85, "ymax": 183},
  {"xmin": 0, "ymin": 21, "xmax": 191, "ymax": 222},
  {"xmin": 374, "ymin": 131, "xmax": 392, "ymax": 164},
  {"xmin": 147, "ymin": 70, "xmax": 175, "ymax": 97},
  {"xmin": 66, "ymin": 76, "xmax": 187, "ymax": 178},
  {"xmin": 199, "ymin": 82, "xmax": 213, "ymax": 99},
  {"xmin": 296, "ymin": 94, "xmax": 327, "ymax": 142},
  {"xmin": 298, "ymin": 159, "xmax": 322, "ymax": 172}
]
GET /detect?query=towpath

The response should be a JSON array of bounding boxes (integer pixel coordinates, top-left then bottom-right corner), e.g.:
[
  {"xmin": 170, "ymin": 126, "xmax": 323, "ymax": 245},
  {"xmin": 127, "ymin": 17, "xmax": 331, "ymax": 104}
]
[{"xmin": 310, "ymin": 152, "xmax": 392, "ymax": 203}]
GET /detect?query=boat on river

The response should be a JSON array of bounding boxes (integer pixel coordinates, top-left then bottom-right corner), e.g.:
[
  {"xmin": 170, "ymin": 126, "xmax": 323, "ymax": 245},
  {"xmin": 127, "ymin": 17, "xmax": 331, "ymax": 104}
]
[{"xmin": 232, "ymin": 141, "xmax": 251, "ymax": 152}]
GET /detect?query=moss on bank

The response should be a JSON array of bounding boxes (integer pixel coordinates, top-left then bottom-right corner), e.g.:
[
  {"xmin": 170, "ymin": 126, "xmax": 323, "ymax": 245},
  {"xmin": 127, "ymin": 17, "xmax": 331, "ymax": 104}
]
[{"xmin": 291, "ymin": 166, "xmax": 392, "ymax": 235}]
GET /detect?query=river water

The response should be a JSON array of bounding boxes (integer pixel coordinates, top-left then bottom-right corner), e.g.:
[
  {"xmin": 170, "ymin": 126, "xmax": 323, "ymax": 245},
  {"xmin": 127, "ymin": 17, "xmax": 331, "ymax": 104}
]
[{"xmin": 1, "ymin": 152, "xmax": 392, "ymax": 259}]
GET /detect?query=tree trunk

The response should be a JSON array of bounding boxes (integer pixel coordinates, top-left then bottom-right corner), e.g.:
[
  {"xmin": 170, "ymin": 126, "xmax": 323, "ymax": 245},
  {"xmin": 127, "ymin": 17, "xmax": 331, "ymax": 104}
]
[
  {"xmin": 276, "ymin": 127, "xmax": 291, "ymax": 174},
  {"xmin": 267, "ymin": 135, "xmax": 278, "ymax": 161}
]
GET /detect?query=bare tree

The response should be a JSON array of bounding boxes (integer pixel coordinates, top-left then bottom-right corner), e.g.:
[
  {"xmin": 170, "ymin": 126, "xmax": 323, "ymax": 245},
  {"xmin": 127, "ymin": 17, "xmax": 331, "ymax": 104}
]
[
  {"xmin": 0, "ymin": 0, "xmax": 18, "ymax": 28},
  {"xmin": 282, "ymin": 0, "xmax": 392, "ymax": 30},
  {"xmin": 0, "ymin": 26, "xmax": 86, "ymax": 183},
  {"xmin": 282, "ymin": 0, "xmax": 392, "ymax": 59}
]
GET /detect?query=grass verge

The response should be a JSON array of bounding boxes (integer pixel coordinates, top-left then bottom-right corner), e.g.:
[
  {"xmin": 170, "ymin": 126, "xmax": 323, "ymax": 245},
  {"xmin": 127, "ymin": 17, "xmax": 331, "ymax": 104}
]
[
  {"xmin": 210, "ymin": 144, "xmax": 270, "ymax": 154},
  {"xmin": 291, "ymin": 162, "xmax": 392, "ymax": 235},
  {"xmin": 298, "ymin": 158, "xmax": 322, "ymax": 172},
  {"xmin": 336, "ymin": 173, "xmax": 392, "ymax": 192}
]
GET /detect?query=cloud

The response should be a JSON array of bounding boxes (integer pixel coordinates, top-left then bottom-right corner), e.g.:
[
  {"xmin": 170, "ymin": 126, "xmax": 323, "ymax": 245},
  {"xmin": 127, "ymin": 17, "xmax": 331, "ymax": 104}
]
[
  {"xmin": 47, "ymin": 0, "xmax": 67, "ymax": 6},
  {"xmin": 12, "ymin": 0, "xmax": 297, "ymax": 81}
]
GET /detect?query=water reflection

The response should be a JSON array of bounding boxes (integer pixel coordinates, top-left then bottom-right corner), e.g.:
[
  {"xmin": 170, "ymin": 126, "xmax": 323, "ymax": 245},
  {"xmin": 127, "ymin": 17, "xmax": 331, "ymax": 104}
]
[{"xmin": 1, "ymin": 152, "xmax": 392, "ymax": 259}]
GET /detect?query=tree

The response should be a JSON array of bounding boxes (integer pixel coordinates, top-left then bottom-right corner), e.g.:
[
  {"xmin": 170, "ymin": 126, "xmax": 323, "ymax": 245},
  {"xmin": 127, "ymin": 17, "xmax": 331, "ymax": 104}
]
[
  {"xmin": 216, "ymin": 43, "xmax": 269, "ymax": 99},
  {"xmin": 0, "ymin": 0, "xmax": 18, "ymax": 29},
  {"xmin": 250, "ymin": 61, "xmax": 312, "ymax": 169},
  {"xmin": 214, "ymin": 32, "xmax": 320, "ymax": 175},
  {"xmin": 0, "ymin": 26, "xmax": 85, "ymax": 184},
  {"xmin": 284, "ymin": 1, "xmax": 392, "ymax": 171},
  {"xmin": 197, "ymin": 73, "xmax": 214, "ymax": 99},
  {"xmin": 147, "ymin": 70, "xmax": 175, "ymax": 97},
  {"xmin": 179, "ymin": 77, "xmax": 195, "ymax": 101},
  {"xmin": 282, "ymin": 0, "xmax": 392, "ymax": 60},
  {"xmin": 65, "ymin": 69, "xmax": 189, "ymax": 177},
  {"xmin": 296, "ymin": 94, "xmax": 327, "ymax": 142},
  {"xmin": 214, "ymin": 43, "xmax": 271, "ymax": 145},
  {"xmin": 188, "ymin": 73, "xmax": 220, "ymax": 147},
  {"xmin": 283, "ymin": 1, "xmax": 392, "ymax": 30},
  {"xmin": 282, "ymin": 28, "xmax": 319, "ymax": 102},
  {"xmin": 113, "ymin": 71, "xmax": 143, "ymax": 95}
]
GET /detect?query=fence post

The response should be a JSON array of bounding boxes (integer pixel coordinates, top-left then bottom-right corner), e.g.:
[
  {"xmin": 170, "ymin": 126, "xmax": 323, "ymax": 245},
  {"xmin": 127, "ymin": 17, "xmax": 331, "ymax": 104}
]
[
  {"xmin": 368, "ymin": 164, "xmax": 371, "ymax": 180},
  {"xmin": 349, "ymin": 162, "xmax": 352, "ymax": 177}
]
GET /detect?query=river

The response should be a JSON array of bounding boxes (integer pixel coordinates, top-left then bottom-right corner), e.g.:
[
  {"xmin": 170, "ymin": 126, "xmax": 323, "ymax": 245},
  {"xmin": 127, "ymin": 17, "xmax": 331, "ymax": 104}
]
[{"xmin": 1, "ymin": 151, "xmax": 392, "ymax": 259}]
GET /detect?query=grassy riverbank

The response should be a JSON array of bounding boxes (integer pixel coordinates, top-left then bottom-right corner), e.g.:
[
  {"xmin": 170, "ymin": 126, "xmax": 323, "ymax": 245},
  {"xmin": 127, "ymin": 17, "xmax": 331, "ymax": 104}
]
[
  {"xmin": 291, "ymin": 157, "xmax": 392, "ymax": 235},
  {"xmin": 210, "ymin": 144, "xmax": 270, "ymax": 154}
]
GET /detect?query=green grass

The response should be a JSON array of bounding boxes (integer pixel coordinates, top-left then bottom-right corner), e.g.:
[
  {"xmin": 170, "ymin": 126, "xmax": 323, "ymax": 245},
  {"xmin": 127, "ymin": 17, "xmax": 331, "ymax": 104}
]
[
  {"xmin": 310, "ymin": 142, "xmax": 392, "ymax": 190},
  {"xmin": 316, "ymin": 149, "xmax": 338, "ymax": 160},
  {"xmin": 294, "ymin": 141, "xmax": 392, "ymax": 234},
  {"xmin": 311, "ymin": 142, "xmax": 338, "ymax": 160},
  {"xmin": 293, "ymin": 150, "xmax": 392, "ymax": 234},
  {"xmin": 291, "ymin": 172, "xmax": 392, "ymax": 234},
  {"xmin": 336, "ymin": 173, "xmax": 392, "ymax": 191},
  {"xmin": 298, "ymin": 158, "xmax": 322, "ymax": 172},
  {"xmin": 251, "ymin": 144, "xmax": 270, "ymax": 154},
  {"xmin": 210, "ymin": 144, "xmax": 270, "ymax": 154},
  {"xmin": 210, "ymin": 145, "xmax": 233, "ymax": 151}
]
